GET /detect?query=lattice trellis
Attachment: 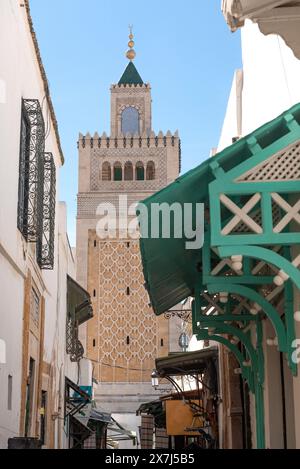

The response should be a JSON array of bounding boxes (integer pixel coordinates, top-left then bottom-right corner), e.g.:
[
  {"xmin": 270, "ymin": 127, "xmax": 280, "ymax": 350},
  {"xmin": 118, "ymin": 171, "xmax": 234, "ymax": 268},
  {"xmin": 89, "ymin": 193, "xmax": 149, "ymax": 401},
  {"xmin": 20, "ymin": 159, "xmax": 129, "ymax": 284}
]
[
  {"xmin": 220, "ymin": 195, "xmax": 282, "ymax": 235},
  {"xmin": 236, "ymin": 140, "xmax": 300, "ymax": 183}
]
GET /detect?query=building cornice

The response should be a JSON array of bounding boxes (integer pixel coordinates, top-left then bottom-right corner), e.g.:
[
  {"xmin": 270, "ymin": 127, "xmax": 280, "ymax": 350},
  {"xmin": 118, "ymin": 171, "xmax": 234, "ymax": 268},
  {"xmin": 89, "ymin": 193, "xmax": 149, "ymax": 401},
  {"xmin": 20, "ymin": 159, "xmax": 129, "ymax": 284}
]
[{"xmin": 24, "ymin": 0, "xmax": 64, "ymax": 165}]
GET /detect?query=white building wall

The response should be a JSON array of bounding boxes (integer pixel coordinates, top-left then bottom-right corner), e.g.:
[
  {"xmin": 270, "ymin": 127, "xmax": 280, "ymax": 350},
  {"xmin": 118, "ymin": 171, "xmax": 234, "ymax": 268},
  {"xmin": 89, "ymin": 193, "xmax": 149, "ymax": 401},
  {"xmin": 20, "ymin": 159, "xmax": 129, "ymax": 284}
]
[
  {"xmin": 0, "ymin": 0, "xmax": 74, "ymax": 449},
  {"xmin": 0, "ymin": 259, "xmax": 24, "ymax": 447},
  {"xmin": 241, "ymin": 21, "xmax": 300, "ymax": 135},
  {"xmin": 218, "ymin": 20, "xmax": 300, "ymax": 153}
]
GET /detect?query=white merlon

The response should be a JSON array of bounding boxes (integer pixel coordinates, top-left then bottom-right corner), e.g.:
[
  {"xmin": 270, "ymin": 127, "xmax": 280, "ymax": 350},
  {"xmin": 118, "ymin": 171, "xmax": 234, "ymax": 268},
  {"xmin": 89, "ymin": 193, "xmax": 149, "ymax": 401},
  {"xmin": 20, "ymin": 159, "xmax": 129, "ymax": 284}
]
[
  {"xmin": 78, "ymin": 131, "xmax": 180, "ymax": 149},
  {"xmin": 111, "ymin": 83, "xmax": 151, "ymax": 90}
]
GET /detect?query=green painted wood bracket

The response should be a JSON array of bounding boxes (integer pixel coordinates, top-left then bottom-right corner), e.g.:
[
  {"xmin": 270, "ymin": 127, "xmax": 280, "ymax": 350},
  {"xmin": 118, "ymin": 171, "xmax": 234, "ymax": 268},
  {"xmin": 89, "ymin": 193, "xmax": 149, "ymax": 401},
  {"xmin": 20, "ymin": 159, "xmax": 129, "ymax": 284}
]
[
  {"xmin": 209, "ymin": 161, "xmax": 226, "ymax": 180},
  {"xmin": 213, "ymin": 232, "xmax": 300, "ymax": 247},
  {"xmin": 200, "ymin": 314, "xmax": 259, "ymax": 323},
  {"xmin": 218, "ymin": 246, "xmax": 300, "ymax": 294},
  {"xmin": 207, "ymin": 283, "xmax": 287, "ymax": 353},
  {"xmin": 284, "ymin": 280, "xmax": 297, "ymax": 376},
  {"xmin": 196, "ymin": 329, "xmax": 255, "ymax": 392},
  {"xmin": 210, "ymin": 180, "xmax": 300, "ymax": 195},
  {"xmin": 255, "ymin": 380, "xmax": 266, "ymax": 449},
  {"xmin": 197, "ymin": 321, "xmax": 261, "ymax": 381},
  {"xmin": 202, "ymin": 231, "xmax": 274, "ymax": 285},
  {"xmin": 196, "ymin": 322, "xmax": 265, "ymax": 447}
]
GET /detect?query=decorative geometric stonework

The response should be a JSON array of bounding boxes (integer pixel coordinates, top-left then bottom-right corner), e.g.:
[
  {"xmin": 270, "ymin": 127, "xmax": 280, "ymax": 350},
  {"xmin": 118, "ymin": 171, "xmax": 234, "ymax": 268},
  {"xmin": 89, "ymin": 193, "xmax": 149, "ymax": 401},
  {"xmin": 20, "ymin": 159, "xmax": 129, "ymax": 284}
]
[
  {"xmin": 90, "ymin": 147, "xmax": 167, "ymax": 191},
  {"xmin": 87, "ymin": 236, "xmax": 167, "ymax": 383},
  {"xmin": 77, "ymin": 194, "xmax": 152, "ymax": 219}
]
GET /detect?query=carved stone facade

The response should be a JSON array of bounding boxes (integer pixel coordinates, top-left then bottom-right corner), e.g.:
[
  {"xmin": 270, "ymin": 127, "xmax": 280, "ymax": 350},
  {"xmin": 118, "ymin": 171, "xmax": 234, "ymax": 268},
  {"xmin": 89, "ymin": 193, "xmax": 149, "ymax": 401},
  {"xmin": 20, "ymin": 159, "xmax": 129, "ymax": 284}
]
[
  {"xmin": 110, "ymin": 84, "xmax": 152, "ymax": 136},
  {"xmin": 76, "ymin": 65, "xmax": 180, "ymax": 410},
  {"xmin": 87, "ymin": 233, "xmax": 169, "ymax": 383}
]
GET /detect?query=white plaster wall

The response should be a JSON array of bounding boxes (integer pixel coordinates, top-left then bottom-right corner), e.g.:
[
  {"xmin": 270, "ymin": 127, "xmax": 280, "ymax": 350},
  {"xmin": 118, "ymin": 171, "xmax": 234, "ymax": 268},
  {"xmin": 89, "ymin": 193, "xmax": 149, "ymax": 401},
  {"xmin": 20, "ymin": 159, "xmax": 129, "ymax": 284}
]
[
  {"xmin": 217, "ymin": 19, "xmax": 300, "ymax": 448},
  {"xmin": 0, "ymin": 0, "xmax": 63, "ymax": 448},
  {"xmin": 56, "ymin": 203, "xmax": 94, "ymax": 449},
  {"xmin": 218, "ymin": 21, "xmax": 300, "ymax": 154},
  {"xmin": 241, "ymin": 21, "xmax": 300, "ymax": 135},
  {"xmin": 0, "ymin": 0, "xmax": 62, "ymax": 263},
  {"xmin": 54, "ymin": 203, "xmax": 75, "ymax": 449},
  {"xmin": 218, "ymin": 69, "xmax": 243, "ymax": 151},
  {"xmin": 0, "ymin": 259, "xmax": 23, "ymax": 448}
]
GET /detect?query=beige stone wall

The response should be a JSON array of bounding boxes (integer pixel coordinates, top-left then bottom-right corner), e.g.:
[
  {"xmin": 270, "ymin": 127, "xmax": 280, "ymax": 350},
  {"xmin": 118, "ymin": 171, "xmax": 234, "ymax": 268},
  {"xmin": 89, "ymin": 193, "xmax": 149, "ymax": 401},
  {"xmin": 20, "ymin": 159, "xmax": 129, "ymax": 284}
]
[{"xmin": 110, "ymin": 84, "xmax": 152, "ymax": 136}]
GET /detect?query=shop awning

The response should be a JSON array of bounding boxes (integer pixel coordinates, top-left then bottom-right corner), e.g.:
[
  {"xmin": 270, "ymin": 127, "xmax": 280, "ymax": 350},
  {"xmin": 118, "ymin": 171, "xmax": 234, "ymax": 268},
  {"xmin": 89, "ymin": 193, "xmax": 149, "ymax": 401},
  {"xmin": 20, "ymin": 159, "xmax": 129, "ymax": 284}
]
[
  {"xmin": 155, "ymin": 348, "xmax": 218, "ymax": 377},
  {"xmin": 67, "ymin": 275, "xmax": 93, "ymax": 325},
  {"xmin": 90, "ymin": 408, "xmax": 112, "ymax": 424},
  {"xmin": 222, "ymin": 0, "xmax": 300, "ymax": 59},
  {"xmin": 138, "ymin": 105, "xmax": 300, "ymax": 315}
]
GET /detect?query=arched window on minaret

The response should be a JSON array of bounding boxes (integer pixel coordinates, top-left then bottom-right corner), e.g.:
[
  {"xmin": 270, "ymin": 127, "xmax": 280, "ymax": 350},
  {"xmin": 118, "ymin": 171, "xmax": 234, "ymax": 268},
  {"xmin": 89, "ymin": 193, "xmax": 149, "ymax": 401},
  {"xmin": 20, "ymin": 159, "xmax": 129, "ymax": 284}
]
[
  {"xmin": 121, "ymin": 107, "xmax": 140, "ymax": 135},
  {"xmin": 146, "ymin": 161, "xmax": 155, "ymax": 181},
  {"xmin": 102, "ymin": 162, "xmax": 111, "ymax": 181},
  {"xmin": 114, "ymin": 162, "xmax": 123, "ymax": 181},
  {"xmin": 136, "ymin": 162, "xmax": 145, "ymax": 181},
  {"xmin": 124, "ymin": 162, "xmax": 133, "ymax": 181}
]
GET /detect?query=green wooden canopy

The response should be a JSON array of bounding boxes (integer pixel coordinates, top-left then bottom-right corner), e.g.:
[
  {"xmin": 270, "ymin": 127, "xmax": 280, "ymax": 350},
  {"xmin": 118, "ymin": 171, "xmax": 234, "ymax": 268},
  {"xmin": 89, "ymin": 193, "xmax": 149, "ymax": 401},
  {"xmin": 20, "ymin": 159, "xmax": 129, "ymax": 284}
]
[
  {"xmin": 138, "ymin": 103, "xmax": 300, "ymax": 316},
  {"xmin": 67, "ymin": 275, "xmax": 93, "ymax": 325},
  {"xmin": 155, "ymin": 348, "xmax": 218, "ymax": 377}
]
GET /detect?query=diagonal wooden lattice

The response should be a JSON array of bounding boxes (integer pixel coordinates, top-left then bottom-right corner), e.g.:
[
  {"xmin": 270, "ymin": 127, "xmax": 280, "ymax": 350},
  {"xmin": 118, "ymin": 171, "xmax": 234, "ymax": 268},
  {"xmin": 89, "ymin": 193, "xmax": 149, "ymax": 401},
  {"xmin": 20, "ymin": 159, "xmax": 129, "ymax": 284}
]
[
  {"xmin": 235, "ymin": 202, "xmax": 281, "ymax": 234},
  {"xmin": 201, "ymin": 292, "xmax": 225, "ymax": 316},
  {"xmin": 252, "ymin": 286, "xmax": 284, "ymax": 314},
  {"xmin": 236, "ymin": 141, "xmax": 300, "ymax": 183},
  {"xmin": 210, "ymin": 248, "xmax": 243, "ymax": 276},
  {"xmin": 271, "ymin": 193, "xmax": 300, "ymax": 233},
  {"xmin": 275, "ymin": 254, "xmax": 300, "ymax": 285},
  {"xmin": 251, "ymin": 246, "xmax": 281, "ymax": 276},
  {"xmin": 221, "ymin": 193, "xmax": 263, "ymax": 235}
]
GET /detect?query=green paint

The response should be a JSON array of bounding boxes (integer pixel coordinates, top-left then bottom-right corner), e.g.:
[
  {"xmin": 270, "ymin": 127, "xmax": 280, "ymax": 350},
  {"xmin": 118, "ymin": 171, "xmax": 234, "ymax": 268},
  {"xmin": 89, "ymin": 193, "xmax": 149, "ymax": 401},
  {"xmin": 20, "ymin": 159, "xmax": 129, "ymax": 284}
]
[
  {"xmin": 207, "ymin": 283, "xmax": 287, "ymax": 353},
  {"xmin": 218, "ymin": 246, "xmax": 300, "ymax": 293},
  {"xmin": 118, "ymin": 62, "xmax": 144, "ymax": 85}
]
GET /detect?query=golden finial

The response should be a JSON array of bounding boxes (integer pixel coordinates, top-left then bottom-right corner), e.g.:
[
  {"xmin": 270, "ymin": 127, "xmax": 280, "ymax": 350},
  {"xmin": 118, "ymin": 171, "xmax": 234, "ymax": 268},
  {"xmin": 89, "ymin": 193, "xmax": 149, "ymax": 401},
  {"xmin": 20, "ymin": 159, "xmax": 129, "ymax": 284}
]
[{"xmin": 126, "ymin": 25, "xmax": 136, "ymax": 61}]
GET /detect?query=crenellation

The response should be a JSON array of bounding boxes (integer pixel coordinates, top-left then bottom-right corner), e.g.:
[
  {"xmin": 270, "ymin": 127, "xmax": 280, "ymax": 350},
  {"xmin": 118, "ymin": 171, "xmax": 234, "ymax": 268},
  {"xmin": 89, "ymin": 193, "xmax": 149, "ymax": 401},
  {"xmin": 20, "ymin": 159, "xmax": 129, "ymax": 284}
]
[{"xmin": 111, "ymin": 83, "xmax": 151, "ymax": 90}]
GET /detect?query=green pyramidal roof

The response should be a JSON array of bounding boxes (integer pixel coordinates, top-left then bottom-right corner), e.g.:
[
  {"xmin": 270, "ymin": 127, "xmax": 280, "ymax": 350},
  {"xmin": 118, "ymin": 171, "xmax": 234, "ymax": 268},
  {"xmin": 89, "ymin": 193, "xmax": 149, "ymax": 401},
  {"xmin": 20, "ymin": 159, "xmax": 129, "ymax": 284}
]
[{"xmin": 118, "ymin": 62, "xmax": 144, "ymax": 85}]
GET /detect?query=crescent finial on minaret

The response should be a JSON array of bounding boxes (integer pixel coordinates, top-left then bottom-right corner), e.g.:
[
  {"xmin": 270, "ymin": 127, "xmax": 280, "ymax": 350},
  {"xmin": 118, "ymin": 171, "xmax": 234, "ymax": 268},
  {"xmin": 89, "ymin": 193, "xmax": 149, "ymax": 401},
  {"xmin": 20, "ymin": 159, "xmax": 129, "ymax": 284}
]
[{"xmin": 126, "ymin": 25, "xmax": 136, "ymax": 61}]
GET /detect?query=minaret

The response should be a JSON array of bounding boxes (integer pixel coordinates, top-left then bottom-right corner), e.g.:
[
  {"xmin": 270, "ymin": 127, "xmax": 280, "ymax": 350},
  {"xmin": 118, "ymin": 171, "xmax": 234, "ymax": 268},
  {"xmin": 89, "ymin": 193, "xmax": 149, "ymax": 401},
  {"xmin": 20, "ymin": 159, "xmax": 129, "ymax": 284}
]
[{"xmin": 76, "ymin": 30, "xmax": 181, "ymax": 438}]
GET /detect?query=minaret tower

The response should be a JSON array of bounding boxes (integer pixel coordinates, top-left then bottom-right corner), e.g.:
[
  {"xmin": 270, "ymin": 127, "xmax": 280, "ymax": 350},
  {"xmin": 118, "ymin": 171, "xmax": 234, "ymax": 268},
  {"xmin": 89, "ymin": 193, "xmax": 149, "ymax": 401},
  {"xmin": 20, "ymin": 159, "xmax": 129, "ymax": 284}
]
[{"xmin": 76, "ymin": 30, "xmax": 180, "ymax": 429}]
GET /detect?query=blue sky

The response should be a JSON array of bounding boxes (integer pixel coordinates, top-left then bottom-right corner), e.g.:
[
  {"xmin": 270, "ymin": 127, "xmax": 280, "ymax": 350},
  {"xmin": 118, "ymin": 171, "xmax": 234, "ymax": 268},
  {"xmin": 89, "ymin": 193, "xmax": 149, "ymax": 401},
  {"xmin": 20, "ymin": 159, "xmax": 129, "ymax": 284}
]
[{"xmin": 30, "ymin": 0, "xmax": 242, "ymax": 245}]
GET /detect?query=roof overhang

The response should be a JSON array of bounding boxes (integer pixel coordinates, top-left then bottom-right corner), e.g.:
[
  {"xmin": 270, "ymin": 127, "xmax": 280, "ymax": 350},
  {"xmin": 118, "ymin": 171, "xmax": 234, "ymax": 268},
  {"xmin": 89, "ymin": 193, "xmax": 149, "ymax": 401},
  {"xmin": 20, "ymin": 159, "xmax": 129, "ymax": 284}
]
[
  {"xmin": 138, "ymin": 103, "xmax": 300, "ymax": 316},
  {"xmin": 222, "ymin": 0, "xmax": 300, "ymax": 59},
  {"xmin": 155, "ymin": 348, "xmax": 218, "ymax": 377},
  {"xmin": 67, "ymin": 275, "xmax": 93, "ymax": 325}
]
